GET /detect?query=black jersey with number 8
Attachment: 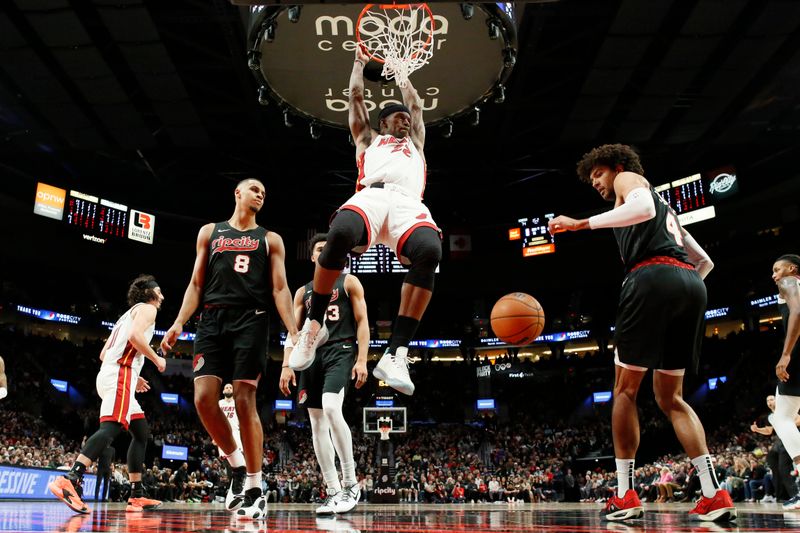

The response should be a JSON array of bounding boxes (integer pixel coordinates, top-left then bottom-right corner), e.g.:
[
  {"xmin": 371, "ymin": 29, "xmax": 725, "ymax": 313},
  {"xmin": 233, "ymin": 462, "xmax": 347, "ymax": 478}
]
[
  {"xmin": 613, "ymin": 189, "xmax": 691, "ymax": 271},
  {"xmin": 203, "ymin": 221, "xmax": 271, "ymax": 308}
]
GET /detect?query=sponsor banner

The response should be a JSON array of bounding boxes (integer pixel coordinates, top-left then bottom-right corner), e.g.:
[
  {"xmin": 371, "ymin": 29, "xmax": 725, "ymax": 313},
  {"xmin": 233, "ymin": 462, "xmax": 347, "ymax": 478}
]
[
  {"xmin": 128, "ymin": 210, "xmax": 155, "ymax": 244},
  {"xmin": 0, "ymin": 465, "xmax": 97, "ymax": 500},
  {"xmin": 16, "ymin": 305, "xmax": 80, "ymax": 325},
  {"xmin": 33, "ymin": 182, "xmax": 66, "ymax": 220}
]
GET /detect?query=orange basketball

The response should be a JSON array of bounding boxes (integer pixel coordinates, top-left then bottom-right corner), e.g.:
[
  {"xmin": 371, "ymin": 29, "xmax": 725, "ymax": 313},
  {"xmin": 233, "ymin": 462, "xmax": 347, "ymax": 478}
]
[{"xmin": 490, "ymin": 292, "xmax": 545, "ymax": 345}]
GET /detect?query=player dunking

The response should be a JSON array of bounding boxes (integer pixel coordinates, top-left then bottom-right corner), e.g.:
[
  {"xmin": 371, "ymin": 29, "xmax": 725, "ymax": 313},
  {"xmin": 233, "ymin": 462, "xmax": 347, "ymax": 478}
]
[
  {"xmin": 160, "ymin": 179, "xmax": 299, "ymax": 520},
  {"xmin": 549, "ymin": 144, "xmax": 735, "ymax": 522},
  {"xmin": 769, "ymin": 254, "xmax": 800, "ymax": 510},
  {"xmin": 288, "ymin": 46, "xmax": 442, "ymax": 396},
  {"xmin": 49, "ymin": 275, "xmax": 167, "ymax": 514},
  {"xmin": 281, "ymin": 233, "xmax": 369, "ymax": 515}
]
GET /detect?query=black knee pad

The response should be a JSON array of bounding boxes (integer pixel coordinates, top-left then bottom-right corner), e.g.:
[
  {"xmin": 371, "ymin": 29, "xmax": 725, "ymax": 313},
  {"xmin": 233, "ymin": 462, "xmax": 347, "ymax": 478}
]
[
  {"xmin": 318, "ymin": 209, "xmax": 367, "ymax": 270},
  {"xmin": 127, "ymin": 418, "xmax": 149, "ymax": 474},
  {"xmin": 401, "ymin": 227, "xmax": 441, "ymax": 290},
  {"xmin": 82, "ymin": 422, "xmax": 123, "ymax": 461}
]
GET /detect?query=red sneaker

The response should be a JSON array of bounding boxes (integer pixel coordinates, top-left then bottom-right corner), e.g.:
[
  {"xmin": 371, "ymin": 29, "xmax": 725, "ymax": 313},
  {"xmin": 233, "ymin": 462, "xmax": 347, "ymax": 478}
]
[
  {"xmin": 48, "ymin": 476, "xmax": 90, "ymax": 514},
  {"xmin": 601, "ymin": 489, "xmax": 643, "ymax": 521},
  {"xmin": 126, "ymin": 496, "xmax": 163, "ymax": 512},
  {"xmin": 689, "ymin": 489, "xmax": 737, "ymax": 521}
]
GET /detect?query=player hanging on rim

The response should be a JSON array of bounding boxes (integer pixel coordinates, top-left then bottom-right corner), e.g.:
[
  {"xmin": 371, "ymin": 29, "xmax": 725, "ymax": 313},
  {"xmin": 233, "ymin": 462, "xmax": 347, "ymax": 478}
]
[
  {"xmin": 281, "ymin": 234, "xmax": 369, "ymax": 515},
  {"xmin": 769, "ymin": 254, "xmax": 800, "ymax": 510},
  {"xmin": 49, "ymin": 275, "xmax": 167, "ymax": 514},
  {"xmin": 549, "ymin": 144, "xmax": 736, "ymax": 522},
  {"xmin": 160, "ymin": 179, "xmax": 299, "ymax": 520},
  {"xmin": 288, "ymin": 46, "xmax": 442, "ymax": 396}
]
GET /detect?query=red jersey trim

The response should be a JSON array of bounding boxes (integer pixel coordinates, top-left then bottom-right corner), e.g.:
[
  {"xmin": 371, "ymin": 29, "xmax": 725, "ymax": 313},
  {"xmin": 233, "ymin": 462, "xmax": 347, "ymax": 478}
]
[{"xmin": 630, "ymin": 255, "xmax": 696, "ymax": 274}]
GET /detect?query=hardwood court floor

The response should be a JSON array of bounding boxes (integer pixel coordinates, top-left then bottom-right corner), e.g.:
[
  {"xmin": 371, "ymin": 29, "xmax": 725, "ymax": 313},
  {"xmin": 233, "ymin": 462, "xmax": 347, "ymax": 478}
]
[{"xmin": 0, "ymin": 501, "xmax": 798, "ymax": 532}]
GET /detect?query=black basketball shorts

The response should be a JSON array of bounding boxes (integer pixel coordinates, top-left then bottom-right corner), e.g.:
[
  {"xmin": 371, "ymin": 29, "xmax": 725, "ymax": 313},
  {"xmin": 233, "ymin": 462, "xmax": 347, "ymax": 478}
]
[
  {"xmin": 193, "ymin": 307, "xmax": 269, "ymax": 383},
  {"xmin": 297, "ymin": 340, "xmax": 356, "ymax": 409},
  {"xmin": 614, "ymin": 263, "xmax": 706, "ymax": 373}
]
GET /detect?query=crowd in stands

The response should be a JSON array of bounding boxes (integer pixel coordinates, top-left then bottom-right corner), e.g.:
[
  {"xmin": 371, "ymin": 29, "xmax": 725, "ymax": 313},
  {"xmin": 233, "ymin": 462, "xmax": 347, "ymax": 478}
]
[{"xmin": 0, "ymin": 324, "xmax": 794, "ymax": 506}]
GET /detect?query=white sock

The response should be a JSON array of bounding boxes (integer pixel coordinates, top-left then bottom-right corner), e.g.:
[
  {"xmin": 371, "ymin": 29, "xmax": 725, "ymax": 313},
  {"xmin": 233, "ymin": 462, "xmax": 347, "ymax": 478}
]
[
  {"xmin": 0, "ymin": 387, "xmax": 7, "ymax": 400},
  {"xmin": 226, "ymin": 449, "xmax": 245, "ymax": 469},
  {"xmin": 245, "ymin": 472, "xmax": 262, "ymax": 493},
  {"xmin": 308, "ymin": 409, "xmax": 340, "ymax": 491},
  {"xmin": 322, "ymin": 391, "xmax": 357, "ymax": 486},
  {"xmin": 615, "ymin": 458, "xmax": 635, "ymax": 498},
  {"xmin": 691, "ymin": 454, "xmax": 720, "ymax": 498},
  {"xmin": 341, "ymin": 462, "xmax": 357, "ymax": 487}
]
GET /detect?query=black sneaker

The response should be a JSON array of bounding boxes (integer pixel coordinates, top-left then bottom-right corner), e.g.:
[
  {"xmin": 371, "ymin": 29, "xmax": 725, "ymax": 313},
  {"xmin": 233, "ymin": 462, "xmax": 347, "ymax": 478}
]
[
  {"xmin": 225, "ymin": 466, "xmax": 247, "ymax": 511},
  {"xmin": 235, "ymin": 488, "xmax": 267, "ymax": 520}
]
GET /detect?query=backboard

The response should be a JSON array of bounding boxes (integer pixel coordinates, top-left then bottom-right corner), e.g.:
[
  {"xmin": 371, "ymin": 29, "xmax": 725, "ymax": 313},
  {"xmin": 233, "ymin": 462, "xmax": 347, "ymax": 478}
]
[{"xmin": 363, "ymin": 407, "xmax": 407, "ymax": 434}]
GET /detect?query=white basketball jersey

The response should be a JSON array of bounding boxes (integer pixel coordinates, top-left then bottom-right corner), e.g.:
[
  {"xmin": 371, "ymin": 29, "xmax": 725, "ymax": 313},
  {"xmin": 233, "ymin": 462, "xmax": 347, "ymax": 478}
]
[
  {"xmin": 103, "ymin": 303, "xmax": 154, "ymax": 371},
  {"xmin": 357, "ymin": 134, "xmax": 426, "ymax": 198},
  {"xmin": 219, "ymin": 398, "xmax": 240, "ymax": 430}
]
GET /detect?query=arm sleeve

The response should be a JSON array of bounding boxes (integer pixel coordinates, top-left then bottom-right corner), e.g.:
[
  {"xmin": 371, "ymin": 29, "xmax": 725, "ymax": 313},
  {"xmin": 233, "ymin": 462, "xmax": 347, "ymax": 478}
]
[
  {"xmin": 588, "ymin": 187, "xmax": 656, "ymax": 229},
  {"xmin": 683, "ymin": 231, "xmax": 714, "ymax": 280}
]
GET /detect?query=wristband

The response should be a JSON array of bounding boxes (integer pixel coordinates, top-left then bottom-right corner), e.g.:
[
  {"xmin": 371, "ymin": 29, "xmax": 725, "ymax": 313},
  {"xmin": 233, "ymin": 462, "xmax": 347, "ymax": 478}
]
[
  {"xmin": 282, "ymin": 365, "xmax": 290, "ymax": 369},
  {"xmin": 355, "ymin": 60, "xmax": 365, "ymax": 67},
  {"xmin": 0, "ymin": 387, "xmax": 6, "ymax": 400}
]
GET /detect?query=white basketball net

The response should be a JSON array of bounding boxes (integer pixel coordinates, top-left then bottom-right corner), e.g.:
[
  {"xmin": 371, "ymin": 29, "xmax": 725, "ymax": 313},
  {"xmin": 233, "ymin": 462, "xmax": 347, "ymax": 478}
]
[{"xmin": 358, "ymin": 4, "xmax": 435, "ymax": 88}]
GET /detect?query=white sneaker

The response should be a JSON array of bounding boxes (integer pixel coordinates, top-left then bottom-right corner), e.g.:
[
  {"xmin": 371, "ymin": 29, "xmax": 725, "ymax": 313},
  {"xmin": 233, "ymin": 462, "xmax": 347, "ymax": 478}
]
[
  {"xmin": 761, "ymin": 495, "xmax": 776, "ymax": 503},
  {"xmin": 235, "ymin": 489, "xmax": 267, "ymax": 520},
  {"xmin": 289, "ymin": 318, "xmax": 328, "ymax": 371},
  {"xmin": 373, "ymin": 347, "xmax": 414, "ymax": 395},
  {"xmin": 225, "ymin": 466, "xmax": 247, "ymax": 511},
  {"xmin": 334, "ymin": 484, "xmax": 361, "ymax": 514},
  {"xmin": 316, "ymin": 488, "xmax": 340, "ymax": 515}
]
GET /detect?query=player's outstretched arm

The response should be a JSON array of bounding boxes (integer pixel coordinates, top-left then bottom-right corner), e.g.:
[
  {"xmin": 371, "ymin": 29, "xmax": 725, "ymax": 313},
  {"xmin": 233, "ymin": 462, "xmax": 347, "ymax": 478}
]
[
  {"xmin": 777, "ymin": 276, "xmax": 800, "ymax": 382},
  {"xmin": 161, "ymin": 224, "xmax": 213, "ymax": 353},
  {"xmin": 681, "ymin": 229, "xmax": 714, "ymax": 279},
  {"xmin": 130, "ymin": 304, "xmax": 166, "ymax": 372},
  {"xmin": 400, "ymin": 79, "xmax": 425, "ymax": 151},
  {"xmin": 0, "ymin": 356, "xmax": 6, "ymax": 400},
  {"xmin": 268, "ymin": 232, "xmax": 299, "ymax": 340},
  {"xmin": 349, "ymin": 46, "xmax": 376, "ymax": 154},
  {"xmin": 279, "ymin": 287, "xmax": 305, "ymax": 396},
  {"xmin": 346, "ymin": 274, "xmax": 369, "ymax": 388},
  {"xmin": 549, "ymin": 173, "xmax": 654, "ymax": 233}
]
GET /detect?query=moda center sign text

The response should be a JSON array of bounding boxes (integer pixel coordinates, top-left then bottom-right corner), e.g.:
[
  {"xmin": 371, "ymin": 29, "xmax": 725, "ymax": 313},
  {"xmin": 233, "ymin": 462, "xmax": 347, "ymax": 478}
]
[{"xmin": 248, "ymin": 4, "xmax": 517, "ymax": 127}]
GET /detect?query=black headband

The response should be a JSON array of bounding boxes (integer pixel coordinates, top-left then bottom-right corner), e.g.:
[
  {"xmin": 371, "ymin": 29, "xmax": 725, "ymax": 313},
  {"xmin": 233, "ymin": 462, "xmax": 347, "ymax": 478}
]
[
  {"xmin": 142, "ymin": 280, "xmax": 159, "ymax": 290},
  {"xmin": 378, "ymin": 104, "xmax": 411, "ymax": 123}
]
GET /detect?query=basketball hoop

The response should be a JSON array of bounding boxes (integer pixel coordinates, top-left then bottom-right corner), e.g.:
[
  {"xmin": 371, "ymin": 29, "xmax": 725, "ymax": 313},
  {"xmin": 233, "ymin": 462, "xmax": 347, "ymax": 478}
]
[
  {"xmin": 378, "ymin": 425, "xmax": 392, "ymax": 441},
  {"xmin": 356, "ymin": 3, "xmax": 435, "ymax": 88}
]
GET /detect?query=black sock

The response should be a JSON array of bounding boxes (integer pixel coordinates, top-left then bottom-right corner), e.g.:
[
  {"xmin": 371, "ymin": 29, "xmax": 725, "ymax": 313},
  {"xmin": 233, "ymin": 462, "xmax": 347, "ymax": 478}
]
[
  {"xmin": 308, "ymin": 290, "xmax": 332, "ymax": 325},
  {"xmin": 131, "ymin": 481, "xmax": 144, "ymax": 498},
  {"xmin": 68, "ymin": 462, "xmax": 87, "ymax": 480},
  {"xmin": 388, "ymin": 316, "xmax": 420, "ymax": 354}
]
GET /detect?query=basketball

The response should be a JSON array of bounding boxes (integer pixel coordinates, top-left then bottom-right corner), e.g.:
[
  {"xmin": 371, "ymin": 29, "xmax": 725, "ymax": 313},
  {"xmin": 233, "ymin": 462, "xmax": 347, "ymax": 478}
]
[{"xmin": 490, "ymin": 292, "xmax": 545, "ymax": 345}]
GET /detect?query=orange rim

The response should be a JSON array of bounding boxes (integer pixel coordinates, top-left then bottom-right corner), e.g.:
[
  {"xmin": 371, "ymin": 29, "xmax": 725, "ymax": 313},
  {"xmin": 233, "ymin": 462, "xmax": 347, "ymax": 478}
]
[{"xmin": 355, "ymin": 3, "xmax": 435, "ymax": 65}]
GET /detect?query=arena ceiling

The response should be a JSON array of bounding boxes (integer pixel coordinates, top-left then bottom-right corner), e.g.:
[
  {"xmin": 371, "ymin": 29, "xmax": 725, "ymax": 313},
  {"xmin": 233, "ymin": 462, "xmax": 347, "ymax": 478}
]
[{"xmin": 0, "ymin": 0, "xmax": 798, "ymax": 319}]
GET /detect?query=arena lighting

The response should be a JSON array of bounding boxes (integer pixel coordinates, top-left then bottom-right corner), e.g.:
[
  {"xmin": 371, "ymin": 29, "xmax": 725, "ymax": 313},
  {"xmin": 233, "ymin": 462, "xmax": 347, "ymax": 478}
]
[
  {"xmin": 160, "ymin": 393, "xmax": 179, "ymax": 405},
  {"xmin": 375, "ymin": 399, "xmax": 394, "ymax": 408},
  {"xmin": 50, "ymin": 379, "xmax": 68, "ymax": 392},
  {"xmin": 470, "ymin": 106, "xmax": 480, "ymax": 127},
  {"xmin": 494, "ymin": 84, "xmax": 505, "ymax": 104},
  {"xmin": 487, "ymin": 19, "xmax": 500, "ymax": 40},
  {"xmin": 593, "ymin": 391, "xmax": 612, "ymax": 404},
  {"xmin": 460, "ymin": 3, "xmax": 474, "ymax": 20},
  {"xmin": 247, "ymin": 50, "xmax": 261, "ymax": 71},
  {"xmin": 309, "ymin": 121, "xmax": 321, "ymax": 140},
  {"xmin": 287, "ymin": 5, "xmax": 301, "ymax": 22},
  {"xmin": 502, "ymin": 48, "xmax": 516, "ymax": 68},
  {"xmin": 275, "ymin": 399, "xmax": 293, "ymax": 410},
  {"xmin": 257, "ymin": 85, "xmax": 270, "ymax": 105},
  {"xmin": 476, "ymin": 398, "xmax": 496, "ymax": 410},
  {"xmin": 442, "ymin": 120, "xmax": 453, "ymax": 138},
  {"xmin": 283, "ymin": 108, "xmax": 293, "ymax": 128},
  {"xmin": 708, "ymin": 376, "xmax": 728, "ymax": 391}
]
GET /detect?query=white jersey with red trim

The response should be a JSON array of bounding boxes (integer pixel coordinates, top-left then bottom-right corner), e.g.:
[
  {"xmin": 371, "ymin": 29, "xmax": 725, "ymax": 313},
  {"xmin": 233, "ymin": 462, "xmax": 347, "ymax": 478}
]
[
  {"xmin": 218, "ymin": 397, "xmax": 240, "ymax": 431},
  {"xmin": 357, "ymin": 134, "xmax": 426, "ymax": 198},
  {"xmin": 103, "ymin": 303, "xmax": 155, "ymax": 371}
]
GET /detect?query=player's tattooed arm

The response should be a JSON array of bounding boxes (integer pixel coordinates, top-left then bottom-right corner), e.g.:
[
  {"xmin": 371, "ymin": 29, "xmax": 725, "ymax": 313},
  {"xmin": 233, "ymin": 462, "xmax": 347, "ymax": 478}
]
[
  {"xmin": 400, "ymin": 79, "xmax": 425, "ymax": 151},
  {"xmin": 349, "ymin": 46, "xmax": 376, "ymax": 155},
  {"xmin": 682, "ymin": 230, "xmax": 714, "ymax": 280}
]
